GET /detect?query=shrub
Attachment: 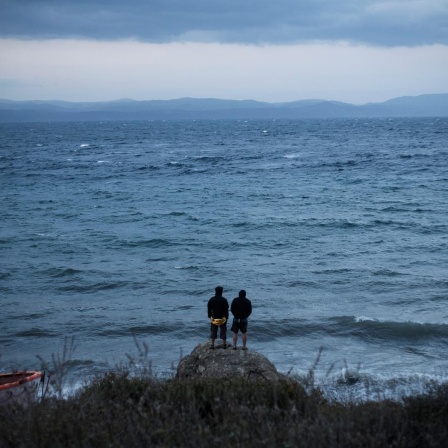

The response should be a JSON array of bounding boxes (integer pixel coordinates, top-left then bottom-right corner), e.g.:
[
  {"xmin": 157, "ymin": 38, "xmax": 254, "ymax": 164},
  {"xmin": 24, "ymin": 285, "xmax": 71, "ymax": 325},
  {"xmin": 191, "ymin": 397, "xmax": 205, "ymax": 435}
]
[{"xmin": 0, "ymin": 374, "xmax": 447, "ymax": 447}]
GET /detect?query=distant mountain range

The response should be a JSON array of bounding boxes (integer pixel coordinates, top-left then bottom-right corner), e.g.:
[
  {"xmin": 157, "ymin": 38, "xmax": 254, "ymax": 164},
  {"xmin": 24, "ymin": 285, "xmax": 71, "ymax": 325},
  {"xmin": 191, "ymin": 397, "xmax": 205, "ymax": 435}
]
[{"xmin": 0, "ymin": 94, "xmax": 447, "ymax": 122}]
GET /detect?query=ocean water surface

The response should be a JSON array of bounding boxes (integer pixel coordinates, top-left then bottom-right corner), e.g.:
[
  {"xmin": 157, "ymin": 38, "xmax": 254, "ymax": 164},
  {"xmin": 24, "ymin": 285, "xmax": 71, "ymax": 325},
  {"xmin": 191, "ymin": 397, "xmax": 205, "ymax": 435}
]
[{"xmin": 1, "ymin": 118, "xmax": 447, "ymax": 401}]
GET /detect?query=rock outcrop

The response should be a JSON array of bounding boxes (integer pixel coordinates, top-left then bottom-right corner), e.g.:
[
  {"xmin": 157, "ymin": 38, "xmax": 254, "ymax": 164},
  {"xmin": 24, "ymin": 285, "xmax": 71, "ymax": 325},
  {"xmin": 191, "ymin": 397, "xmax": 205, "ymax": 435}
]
[{"xmin": 176, "ymin": 341, "xmax": 292, "ymax": 382}]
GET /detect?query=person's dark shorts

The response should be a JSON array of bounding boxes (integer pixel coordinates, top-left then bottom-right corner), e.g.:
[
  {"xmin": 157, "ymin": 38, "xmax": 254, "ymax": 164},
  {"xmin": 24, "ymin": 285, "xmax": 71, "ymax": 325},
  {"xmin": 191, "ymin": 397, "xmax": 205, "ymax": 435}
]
[
  {"xmin": 231, "ymin": 318, "xmax": 248, "ymax": 334},
  {"xmin": 210, "ymin": 322, "xmax": 227, "ymax": 339}
]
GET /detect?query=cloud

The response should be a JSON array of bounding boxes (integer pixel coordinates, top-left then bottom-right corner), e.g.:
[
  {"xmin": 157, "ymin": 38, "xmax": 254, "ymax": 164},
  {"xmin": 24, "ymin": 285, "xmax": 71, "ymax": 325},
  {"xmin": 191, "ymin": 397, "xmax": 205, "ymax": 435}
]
[
  {"xmin": 0, "ymin": 78, "xmax": 25, "ymax": 88},
  {"xmin": 1, "ymin": 39, "xmax": 447, "ymax": 103},
  {"xmin": 1, "ymin": 0, "xmax": 447, "ymax": 46}
]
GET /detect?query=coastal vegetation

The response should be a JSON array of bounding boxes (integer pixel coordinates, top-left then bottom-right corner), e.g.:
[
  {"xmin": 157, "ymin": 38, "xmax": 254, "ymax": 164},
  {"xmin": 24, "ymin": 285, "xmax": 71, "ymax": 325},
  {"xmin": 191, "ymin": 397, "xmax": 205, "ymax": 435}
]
[{"xmin": 1, "ymin": 370, "xmax": 447, "ymax": 447}]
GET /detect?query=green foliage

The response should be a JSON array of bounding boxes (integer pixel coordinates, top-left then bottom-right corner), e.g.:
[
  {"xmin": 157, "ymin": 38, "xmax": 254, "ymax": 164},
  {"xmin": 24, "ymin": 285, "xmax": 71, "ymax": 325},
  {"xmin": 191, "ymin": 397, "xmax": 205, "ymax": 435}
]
[{"xmin": 0, "ymin": 375, "xmax": 447, "ymax": 447}]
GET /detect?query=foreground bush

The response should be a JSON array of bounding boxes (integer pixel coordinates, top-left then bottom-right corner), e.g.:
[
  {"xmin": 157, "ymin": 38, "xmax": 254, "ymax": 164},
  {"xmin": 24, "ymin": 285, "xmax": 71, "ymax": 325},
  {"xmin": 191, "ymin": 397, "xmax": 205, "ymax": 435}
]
[{"xmin": 0, "ymin": 374, "xmax": 447, "ymax": 447}]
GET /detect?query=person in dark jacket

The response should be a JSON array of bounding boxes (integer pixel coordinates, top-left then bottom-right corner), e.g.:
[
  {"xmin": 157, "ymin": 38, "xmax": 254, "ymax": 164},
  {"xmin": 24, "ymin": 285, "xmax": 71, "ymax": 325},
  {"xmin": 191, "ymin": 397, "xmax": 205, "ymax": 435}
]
[
  {"xmin": 230, "ymin": 289, "xmax": 252, "ymax": 350},
  {"xmin": 207, "ymin": 286, "xmax": 229, "ymax": 349}
]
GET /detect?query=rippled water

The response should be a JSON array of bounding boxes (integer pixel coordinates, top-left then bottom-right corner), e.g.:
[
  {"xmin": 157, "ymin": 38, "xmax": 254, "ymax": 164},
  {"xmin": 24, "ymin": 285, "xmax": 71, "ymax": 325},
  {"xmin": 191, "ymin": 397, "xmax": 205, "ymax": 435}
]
[{"xmin": 1, "ymin": 118, "xmax": 447, "ymax": 400}]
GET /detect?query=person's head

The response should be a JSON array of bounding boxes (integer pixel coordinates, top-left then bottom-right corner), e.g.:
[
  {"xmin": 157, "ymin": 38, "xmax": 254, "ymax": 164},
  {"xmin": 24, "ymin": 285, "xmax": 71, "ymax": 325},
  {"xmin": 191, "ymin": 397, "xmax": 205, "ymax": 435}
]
[
  {"xmin": 215, "ymin": 286, "xmax": 223, "ymax": 296},
  {"xmin": 239, "ymin": 289, "xmax": 246, "ymax": 298}
]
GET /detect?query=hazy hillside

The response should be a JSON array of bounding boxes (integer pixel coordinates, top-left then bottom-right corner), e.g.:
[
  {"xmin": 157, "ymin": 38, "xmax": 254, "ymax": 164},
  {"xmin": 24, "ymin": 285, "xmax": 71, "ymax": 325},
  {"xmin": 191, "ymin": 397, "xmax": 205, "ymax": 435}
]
[{"xmin": 0, "ymin": 94, "xmax": 447, "ymax": 122}]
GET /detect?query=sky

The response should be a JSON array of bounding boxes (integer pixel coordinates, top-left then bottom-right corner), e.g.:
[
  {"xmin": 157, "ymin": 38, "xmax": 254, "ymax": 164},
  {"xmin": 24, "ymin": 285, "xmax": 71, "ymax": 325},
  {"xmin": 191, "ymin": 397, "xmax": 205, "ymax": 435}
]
[{"xmin": 1, "ymin": 0, "xmax": 447, "ymax": 104}]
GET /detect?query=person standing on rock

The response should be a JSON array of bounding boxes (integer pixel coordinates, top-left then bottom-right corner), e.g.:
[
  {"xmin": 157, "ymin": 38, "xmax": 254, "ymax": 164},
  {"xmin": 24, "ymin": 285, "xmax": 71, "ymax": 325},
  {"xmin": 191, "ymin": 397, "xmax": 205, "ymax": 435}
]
[
  {"xmin": 207, "ymin": 286, "xmax": 229, "ymax": 349},
  {"xmin": 230, "ymin": 289, "xmax": 252, "ymax": 350}
]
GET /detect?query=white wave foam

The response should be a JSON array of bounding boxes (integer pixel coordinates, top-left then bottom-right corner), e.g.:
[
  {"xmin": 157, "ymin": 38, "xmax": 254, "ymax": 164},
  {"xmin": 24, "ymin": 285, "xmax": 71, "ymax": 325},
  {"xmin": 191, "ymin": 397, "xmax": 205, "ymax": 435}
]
[
  {"xmin": 355, "ymin": 316, "xmax": 435, "ymax": 326},
  {"xmin": 355, "ymin": 316, "xmax": 378, "ymax": 322}
]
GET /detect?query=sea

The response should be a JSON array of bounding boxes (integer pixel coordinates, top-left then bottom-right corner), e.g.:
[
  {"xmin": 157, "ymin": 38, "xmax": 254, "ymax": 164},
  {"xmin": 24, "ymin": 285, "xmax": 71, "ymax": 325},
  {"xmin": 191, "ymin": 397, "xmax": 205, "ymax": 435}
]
[{"xmin": 1, "ymin": 117, "xmax": 447, "ymax": 402}]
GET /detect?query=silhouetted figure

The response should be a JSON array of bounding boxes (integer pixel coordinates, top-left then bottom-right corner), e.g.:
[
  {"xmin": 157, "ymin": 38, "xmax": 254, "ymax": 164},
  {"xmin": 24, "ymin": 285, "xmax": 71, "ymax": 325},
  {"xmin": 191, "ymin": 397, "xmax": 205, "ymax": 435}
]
[
  {"xmin": 207, "ymin": 286, "xmax": 229, "ymax": 349},
  {"xmin": 230, "ymin": 289, "xmax": 252, "ymax": 350}
]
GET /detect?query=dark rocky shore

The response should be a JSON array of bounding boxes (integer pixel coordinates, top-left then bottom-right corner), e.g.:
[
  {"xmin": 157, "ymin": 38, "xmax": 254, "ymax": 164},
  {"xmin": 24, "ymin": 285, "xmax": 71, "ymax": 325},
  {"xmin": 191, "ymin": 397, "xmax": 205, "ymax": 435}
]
[{"xmin": 176, "ymin": 341, "xmax": 293, "ymax": 382}]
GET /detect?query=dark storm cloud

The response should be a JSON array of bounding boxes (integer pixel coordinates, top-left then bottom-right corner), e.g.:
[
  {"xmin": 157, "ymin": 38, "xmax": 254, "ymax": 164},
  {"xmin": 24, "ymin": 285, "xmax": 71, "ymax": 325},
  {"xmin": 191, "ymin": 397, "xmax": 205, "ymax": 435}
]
[{"xmin": 1, "ymin": 0, "xmax": 446, "ymax": 46}]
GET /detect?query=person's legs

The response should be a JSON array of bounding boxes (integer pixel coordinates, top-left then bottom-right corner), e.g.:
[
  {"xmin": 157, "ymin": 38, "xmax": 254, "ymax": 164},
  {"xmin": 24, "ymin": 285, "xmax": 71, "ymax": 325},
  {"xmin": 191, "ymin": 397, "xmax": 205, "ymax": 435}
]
[
  {"xmin": 220, "ymin": 324, "xmax": 227, "ymax": 348},
  {"xmin": 232, "ymin": 331, "xmax": 238, "ymax": 349},
  {"xmin": 241, "ymin": 323, "xmax": 248, "ymax": 349},
  {"xmin": 231, "ymin": 321, "xmax": 240, "ymax": 349},
  {"xmin": 242, "ymin": 332, "xmax": 247, "ymax": 349},
  {"xmin": 210, "ymin": 323, "xmax": 218, "ymax": 348}
]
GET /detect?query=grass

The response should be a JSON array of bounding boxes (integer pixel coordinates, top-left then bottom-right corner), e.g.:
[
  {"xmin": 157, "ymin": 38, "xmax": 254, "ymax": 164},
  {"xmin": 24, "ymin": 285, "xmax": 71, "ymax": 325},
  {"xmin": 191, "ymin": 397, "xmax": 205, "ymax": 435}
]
[
  {"xmin": 0, "ymin": 370, "xmax": 447, "ymax": 447},
  {"xmin": 1, "ymin": 340, "xmax": 447, "ymax": 447}
]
